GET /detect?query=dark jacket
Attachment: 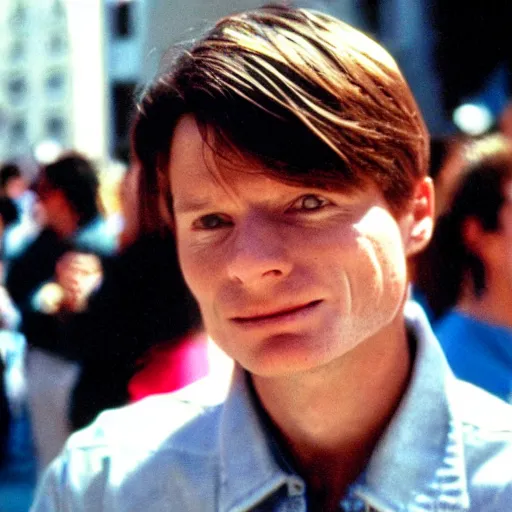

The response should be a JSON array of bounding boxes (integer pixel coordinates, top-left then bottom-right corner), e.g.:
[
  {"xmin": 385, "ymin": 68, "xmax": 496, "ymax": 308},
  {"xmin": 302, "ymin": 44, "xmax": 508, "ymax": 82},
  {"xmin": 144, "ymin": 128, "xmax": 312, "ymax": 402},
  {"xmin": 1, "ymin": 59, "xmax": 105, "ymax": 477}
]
[
  {"xmin": 6, "ymin": 219, "xmax": 117, "ymax": 358},
  {"xmin": 63, "ymin": 230, "xmax": 201, "ymax": 430}
]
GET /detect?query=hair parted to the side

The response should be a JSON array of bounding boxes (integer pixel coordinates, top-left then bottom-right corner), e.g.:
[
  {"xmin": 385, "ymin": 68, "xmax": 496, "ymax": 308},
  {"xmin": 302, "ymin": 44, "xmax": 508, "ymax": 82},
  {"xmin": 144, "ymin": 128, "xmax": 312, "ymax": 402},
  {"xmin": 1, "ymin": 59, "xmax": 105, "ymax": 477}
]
[{"xmin": 132, "ymin": 5, "xmax": 429, "ymax": 227}]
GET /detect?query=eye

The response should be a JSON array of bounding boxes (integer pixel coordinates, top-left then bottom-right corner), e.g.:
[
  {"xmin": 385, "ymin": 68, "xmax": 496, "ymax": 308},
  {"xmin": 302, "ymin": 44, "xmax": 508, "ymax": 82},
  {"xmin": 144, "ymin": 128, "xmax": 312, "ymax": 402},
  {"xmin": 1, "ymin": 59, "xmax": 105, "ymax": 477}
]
[
  {"xmin": 192, "ymin": 213, "xmax": 232, "ymax": 230},
  {"xmin": 291, "ymin": 194, "xmax": 330, "ymax": 211}
]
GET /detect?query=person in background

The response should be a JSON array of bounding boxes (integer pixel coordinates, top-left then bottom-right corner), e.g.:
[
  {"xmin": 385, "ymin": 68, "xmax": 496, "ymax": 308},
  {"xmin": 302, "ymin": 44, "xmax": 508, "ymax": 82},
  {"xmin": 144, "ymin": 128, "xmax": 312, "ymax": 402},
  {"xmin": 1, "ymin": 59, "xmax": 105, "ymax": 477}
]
[
  {"xmin": 0, "ymin": 162, "xmax": 39, "ymax": 263},
  {"xmin": 0, "ymin": 197, "xmax": 20, "ymax": 285},
  {"xmin": 33, "ymin": 7, "xmax": 512, "ymax": 511},
  {"xmin": 0, "ymin": 196, "xmax": 21, "ymax": 466},
  {"xmin": 424, "ymin": 135, "xmax": 512, "ymax": 403},
  {"xmin": 6, "ymin": 153, "xmax": 117, "ymax": 472},
  {"xmin": 54, "ymin": 164, "xmax": 209, "ymax": 431},
  {"xmin": 0, "ymin": 195, "xmax": 22, "ymax": 362}
]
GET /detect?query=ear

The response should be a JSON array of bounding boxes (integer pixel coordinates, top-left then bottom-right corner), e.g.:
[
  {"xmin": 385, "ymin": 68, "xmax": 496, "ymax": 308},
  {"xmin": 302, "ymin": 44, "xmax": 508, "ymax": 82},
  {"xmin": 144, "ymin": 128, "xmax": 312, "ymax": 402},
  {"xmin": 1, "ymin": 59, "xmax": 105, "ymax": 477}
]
[{"xmin": 403, "ymin": 176, "xmax": 435, "ymax": 257}]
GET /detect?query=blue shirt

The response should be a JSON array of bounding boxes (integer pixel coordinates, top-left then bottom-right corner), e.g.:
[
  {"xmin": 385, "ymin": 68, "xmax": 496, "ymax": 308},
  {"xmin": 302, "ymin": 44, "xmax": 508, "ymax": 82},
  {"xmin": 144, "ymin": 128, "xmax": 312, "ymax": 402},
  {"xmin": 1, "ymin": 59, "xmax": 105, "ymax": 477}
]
[
  {"xmin": 436, "ymin": 310, "xmax": 512, "ymax": 404},
  {"xmin": 31, "ymin": 302, "xmax": 512, "ymax": 511}
]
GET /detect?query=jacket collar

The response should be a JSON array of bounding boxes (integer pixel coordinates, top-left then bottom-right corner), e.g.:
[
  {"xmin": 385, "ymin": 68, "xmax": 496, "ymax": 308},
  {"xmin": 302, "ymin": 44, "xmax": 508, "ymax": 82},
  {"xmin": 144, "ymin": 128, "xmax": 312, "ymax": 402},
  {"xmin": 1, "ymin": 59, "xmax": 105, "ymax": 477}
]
[{"xmin": 217, "ymin": 301, "xmax": 470, "ymax": 511}]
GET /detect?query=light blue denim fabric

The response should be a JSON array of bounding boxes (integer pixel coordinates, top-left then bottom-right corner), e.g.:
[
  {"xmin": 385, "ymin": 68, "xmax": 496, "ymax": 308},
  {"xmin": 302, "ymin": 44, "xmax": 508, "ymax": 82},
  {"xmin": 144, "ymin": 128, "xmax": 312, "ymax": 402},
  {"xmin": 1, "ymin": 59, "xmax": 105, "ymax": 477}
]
[{"xmin": 31, "ymin": 302, "xmax": 512, "ymax": 511}]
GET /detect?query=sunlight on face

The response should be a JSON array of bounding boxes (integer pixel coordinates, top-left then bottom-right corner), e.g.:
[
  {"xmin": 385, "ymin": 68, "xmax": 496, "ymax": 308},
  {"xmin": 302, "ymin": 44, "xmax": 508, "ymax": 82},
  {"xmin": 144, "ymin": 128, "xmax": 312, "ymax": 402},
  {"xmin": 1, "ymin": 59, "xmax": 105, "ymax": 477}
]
[{"xmin": 169, "ymin": 116, "xmax": 413, "ymax": 377}]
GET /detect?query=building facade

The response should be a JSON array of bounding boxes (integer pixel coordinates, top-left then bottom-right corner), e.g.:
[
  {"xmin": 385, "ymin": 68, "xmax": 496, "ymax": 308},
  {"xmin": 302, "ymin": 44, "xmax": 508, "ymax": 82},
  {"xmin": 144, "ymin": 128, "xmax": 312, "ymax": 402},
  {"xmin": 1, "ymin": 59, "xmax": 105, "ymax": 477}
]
[
  {"xmin": 0, "ymin": 0, "xmax": 107, "ymax": 165},
  {"xmin": 0, "ymin": 0, "xmax": 72, "ymax": 161}
]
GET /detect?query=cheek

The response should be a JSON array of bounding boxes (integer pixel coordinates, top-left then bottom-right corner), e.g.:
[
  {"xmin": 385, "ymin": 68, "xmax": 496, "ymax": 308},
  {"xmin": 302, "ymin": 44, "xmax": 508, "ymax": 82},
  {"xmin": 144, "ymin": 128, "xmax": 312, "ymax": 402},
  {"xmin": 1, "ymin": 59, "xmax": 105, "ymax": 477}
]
[
  {"xmin": 358, "ymin": 218, "xmax": 408, "ymax": 300},
  {"xmin": 175, "ymin": 233, "xmax": 213, "ymax": 299},
  {"xmin": 176, "ymin": 234, "xmax": 233, "ymax": 332},
  {"xmin": 373, "ymin": 229, "xmax": 407, "ymax": 280}
]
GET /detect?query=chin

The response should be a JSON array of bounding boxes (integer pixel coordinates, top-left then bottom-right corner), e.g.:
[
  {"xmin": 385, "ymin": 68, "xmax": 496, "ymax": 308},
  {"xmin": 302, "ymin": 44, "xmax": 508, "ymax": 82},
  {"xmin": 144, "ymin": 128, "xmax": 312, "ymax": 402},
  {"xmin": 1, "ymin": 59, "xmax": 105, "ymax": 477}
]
[{"xmin": 237, "ymin": 331, "xmax": 346, "ymax": 378}]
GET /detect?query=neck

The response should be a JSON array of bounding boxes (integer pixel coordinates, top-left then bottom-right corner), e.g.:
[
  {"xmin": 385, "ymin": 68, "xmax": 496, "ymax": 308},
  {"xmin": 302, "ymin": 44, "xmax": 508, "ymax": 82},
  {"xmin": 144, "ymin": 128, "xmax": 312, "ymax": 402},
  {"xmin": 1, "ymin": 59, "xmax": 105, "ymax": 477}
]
[{"xmin": 251, "ymin": 313, "xmax": 412, "ymax": 508}]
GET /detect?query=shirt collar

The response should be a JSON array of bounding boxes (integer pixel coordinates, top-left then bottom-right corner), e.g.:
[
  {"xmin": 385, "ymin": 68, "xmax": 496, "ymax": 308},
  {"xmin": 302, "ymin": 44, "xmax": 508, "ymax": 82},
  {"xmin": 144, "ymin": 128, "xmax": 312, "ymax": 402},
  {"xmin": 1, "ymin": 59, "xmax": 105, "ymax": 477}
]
[
  {"xmin": 217, "ymin": 301, "xmax": 470, "ymax": 511},
  {"xmin": 218, "ymin": 365, "xmax": 295, "ymax": 512},
  {"xmin": 356, "ymin": 301, "xmax": 470, "ymax": 511}
]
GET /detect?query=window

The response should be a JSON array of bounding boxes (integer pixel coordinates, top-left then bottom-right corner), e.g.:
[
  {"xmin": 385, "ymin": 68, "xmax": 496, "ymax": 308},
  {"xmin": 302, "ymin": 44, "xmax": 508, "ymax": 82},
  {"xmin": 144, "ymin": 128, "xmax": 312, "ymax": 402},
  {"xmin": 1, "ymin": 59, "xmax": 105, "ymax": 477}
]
[
  {"xmin": 7, "ymin": 76, "xmax": 27, "ymax": 103},
  {"xmin": 46, "ymin": 116, "xmax": 65, "ymax": 141},
  {"xmin": 48, "ymin": 34, "xmax": 66, "ymax": 54},
  {"xmin": 51, "ymin": 0, "xmax": 65, "ymax": 18},
  {"xmin": 112, "ymin": 82, "xmax": 136, "ymax": 161},
  {"xmin": 10, "ymin": 118, "xmax": 27, "ymax": 144},
  {"xmin": 45, "ymin": 71, "xmax": 65, "ymax": 98},
  {"xmin": 114, "ymin": 2, "xmax": 133, "ymax": 38}
]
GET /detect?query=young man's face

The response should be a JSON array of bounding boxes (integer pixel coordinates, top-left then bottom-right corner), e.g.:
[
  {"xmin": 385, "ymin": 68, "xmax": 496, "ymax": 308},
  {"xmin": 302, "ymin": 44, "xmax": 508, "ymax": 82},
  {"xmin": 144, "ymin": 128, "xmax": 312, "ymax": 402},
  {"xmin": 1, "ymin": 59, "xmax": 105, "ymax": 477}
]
[{"xmin": 169, "ymin": 115, "xmax": 429, "ymax": 377}]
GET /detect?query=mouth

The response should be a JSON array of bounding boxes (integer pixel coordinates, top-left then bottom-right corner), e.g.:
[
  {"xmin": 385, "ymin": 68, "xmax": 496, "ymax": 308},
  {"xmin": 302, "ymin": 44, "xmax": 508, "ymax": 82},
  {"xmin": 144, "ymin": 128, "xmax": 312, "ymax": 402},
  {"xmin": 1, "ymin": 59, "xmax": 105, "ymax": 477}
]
[{"xmin": 231, "ymin": 300, "xmax": 323, "ymax": 326}]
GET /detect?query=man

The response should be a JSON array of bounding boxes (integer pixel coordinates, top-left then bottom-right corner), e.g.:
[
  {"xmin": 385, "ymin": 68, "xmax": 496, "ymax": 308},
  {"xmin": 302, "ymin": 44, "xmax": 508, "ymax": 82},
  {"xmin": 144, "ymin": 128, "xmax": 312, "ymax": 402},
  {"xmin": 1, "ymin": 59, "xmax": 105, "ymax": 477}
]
[
  {"xmin": 0, "ymin": 196, "xmax": 21, "ymax": 466},
  {"xmin": 32, "ymin": 6, "xmax": 512, "ymax": 511},
  {"xmin": 0, "ymin": 162, "xmax": 38, "ymax": 262},
  {"xmin": 7, "ymin": 154, "xmax": 117, "ymax": 472}
]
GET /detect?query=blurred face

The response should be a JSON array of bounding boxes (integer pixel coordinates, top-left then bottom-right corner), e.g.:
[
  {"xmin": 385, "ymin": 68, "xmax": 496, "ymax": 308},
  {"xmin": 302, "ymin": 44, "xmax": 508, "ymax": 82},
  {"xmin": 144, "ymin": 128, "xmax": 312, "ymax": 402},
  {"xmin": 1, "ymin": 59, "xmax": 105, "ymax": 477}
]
[
  {"xmin": 35, "ymin": 176, "xmax": 72, "ymax": 234},
  {"xmin": 5, "ymin": 176, "xmax": 27, "ymax": 199},
  {"xmin": 35, "ymin": 177, "xmax": 59, "ymax": 224},
  {"xmin": 169, "ymin": 116, "xmax": 422, "ymax": 377}
]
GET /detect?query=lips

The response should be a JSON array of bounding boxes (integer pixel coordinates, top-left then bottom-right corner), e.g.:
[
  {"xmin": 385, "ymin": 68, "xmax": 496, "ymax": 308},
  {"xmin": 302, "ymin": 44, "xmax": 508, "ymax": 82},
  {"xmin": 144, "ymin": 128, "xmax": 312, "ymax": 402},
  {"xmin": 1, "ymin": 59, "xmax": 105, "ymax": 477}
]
[{"xmin": 231, "ymin": 300, "xmax": 322, "ymax": 324}]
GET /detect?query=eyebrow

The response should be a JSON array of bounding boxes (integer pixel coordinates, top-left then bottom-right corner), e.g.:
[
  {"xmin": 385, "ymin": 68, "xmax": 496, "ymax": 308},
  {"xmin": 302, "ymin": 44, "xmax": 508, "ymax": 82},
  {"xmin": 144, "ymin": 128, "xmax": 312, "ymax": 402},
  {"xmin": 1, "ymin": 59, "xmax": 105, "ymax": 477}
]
[{"xmin": 173, "ymin": 197, "xmax": 215, "ymax": 214}]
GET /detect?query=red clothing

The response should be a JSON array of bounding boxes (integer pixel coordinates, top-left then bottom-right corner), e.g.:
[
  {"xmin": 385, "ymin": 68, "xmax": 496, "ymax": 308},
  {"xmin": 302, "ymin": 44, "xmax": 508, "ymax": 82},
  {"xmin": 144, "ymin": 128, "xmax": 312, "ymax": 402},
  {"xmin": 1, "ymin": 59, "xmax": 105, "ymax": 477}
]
[{"xmin": 128, "ymin": 333, "xmax": 209, "ymax": 402}]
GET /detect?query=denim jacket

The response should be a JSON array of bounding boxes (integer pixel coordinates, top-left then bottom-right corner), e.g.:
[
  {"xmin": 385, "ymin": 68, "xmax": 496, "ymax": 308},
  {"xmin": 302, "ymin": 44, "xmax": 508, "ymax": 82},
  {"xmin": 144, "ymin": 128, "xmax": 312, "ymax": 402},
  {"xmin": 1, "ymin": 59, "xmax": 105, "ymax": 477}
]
[{"xmin": 31, "ymin": 302, "xmax": 512, "ymax": 511}]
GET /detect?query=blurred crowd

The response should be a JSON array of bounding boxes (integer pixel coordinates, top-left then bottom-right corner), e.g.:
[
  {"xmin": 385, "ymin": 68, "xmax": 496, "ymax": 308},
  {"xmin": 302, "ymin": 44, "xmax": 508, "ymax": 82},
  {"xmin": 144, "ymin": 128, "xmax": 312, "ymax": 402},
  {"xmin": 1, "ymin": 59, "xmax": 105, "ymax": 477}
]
[
  {"xmin": 0, "ymin": 152, "xmax": 232, "ymax": 478},
  {"xmin": 411, "ymin": 102, "xmax": 512, "ymax": 404},
  {"xmin": 1, "ymin": 84, "xmax": 512, "ymax": 503}
]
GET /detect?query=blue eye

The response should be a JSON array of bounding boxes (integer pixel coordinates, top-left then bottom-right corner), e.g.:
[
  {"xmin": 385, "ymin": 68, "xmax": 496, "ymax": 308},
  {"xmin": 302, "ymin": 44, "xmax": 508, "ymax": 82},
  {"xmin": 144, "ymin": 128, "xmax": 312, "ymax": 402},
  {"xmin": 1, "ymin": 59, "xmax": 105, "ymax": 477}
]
[
  {"xmin": 193, "ymin": 214, "xmax": 231, "ymax": 230},
  {"xmin": 295, "ymin": 194, "xmax": 328, "ymax": 211}
]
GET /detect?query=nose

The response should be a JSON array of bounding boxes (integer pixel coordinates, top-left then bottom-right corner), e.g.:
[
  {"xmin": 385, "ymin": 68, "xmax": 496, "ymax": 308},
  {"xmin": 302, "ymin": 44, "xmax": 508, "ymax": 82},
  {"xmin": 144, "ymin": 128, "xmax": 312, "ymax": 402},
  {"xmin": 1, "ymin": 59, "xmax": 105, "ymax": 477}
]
[{"xmin": 227, "ymin": 214, "xmax": 292, "ymax": 286}]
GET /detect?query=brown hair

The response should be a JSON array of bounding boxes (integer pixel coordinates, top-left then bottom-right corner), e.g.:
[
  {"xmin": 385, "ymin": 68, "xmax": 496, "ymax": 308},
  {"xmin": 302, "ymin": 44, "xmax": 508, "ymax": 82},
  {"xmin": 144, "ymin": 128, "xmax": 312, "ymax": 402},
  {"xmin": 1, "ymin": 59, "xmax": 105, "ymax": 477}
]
[{"xmin": 132, "ymin": 5, "xmax": 429, "ymax": 226}]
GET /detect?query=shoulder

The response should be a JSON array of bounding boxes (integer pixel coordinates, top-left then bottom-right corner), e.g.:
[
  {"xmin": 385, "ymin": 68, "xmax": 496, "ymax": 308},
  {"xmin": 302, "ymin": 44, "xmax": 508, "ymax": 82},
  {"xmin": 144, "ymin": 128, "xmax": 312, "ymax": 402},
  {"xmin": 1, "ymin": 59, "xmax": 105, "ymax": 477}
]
[
  {"xmin": 451, "ymin": 380, "xmax": 512, "ymax": 508},
  {"xmin": 452, "ymin": 376, "xmax": 512, "ymax": 438},
  {"xmin": 452, "ymin": 377, "xmax": 512, "ymax": 435},
  {"xmin": 32, "ymin": 378, "xmax": 229, "ymax": 511},
  {"xmin": 72, "ymin": 379, "xmax": 224, "ymax": 448}
]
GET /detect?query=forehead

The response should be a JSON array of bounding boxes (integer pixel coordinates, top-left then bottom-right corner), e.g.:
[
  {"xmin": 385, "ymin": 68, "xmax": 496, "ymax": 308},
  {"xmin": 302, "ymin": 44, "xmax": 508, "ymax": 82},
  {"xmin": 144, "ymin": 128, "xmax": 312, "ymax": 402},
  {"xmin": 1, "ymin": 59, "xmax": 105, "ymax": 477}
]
[
  {"xmin": 167, "ymin": 116, "xmax": 396, "ymax": 220},
  {"xmin": 168, "ymin": 116, "xmax": 302, "ymax": 211},
  {"xmin": 169, "ymin": 115, "xmax": 302, "ymax": 196},
  {"xmin": 168, "ymin": 115, "xmax": 360, "ymax": 195}
]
